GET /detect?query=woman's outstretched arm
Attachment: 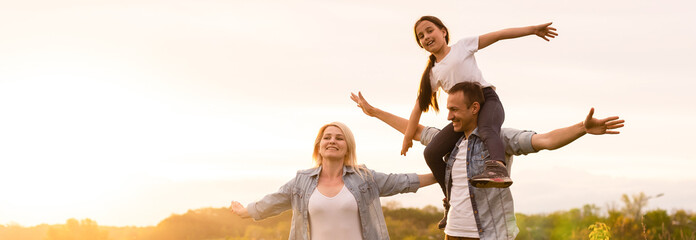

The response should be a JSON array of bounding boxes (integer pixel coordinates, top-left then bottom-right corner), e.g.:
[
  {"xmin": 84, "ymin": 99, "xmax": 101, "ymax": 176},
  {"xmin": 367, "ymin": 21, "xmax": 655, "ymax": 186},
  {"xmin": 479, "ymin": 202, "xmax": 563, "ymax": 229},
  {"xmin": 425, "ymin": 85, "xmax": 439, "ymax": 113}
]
[{"xmin": 229, "ymin": 201, "xmax": 250, "ymax": 218}]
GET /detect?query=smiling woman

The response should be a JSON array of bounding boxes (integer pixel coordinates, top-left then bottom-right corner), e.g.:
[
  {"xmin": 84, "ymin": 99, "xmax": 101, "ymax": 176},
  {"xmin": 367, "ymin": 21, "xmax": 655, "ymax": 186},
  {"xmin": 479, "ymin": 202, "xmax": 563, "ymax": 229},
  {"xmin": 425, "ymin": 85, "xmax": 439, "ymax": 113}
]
[{"xmin": 229, "ymin": 122, "xmax": 436, "ymax": 240}]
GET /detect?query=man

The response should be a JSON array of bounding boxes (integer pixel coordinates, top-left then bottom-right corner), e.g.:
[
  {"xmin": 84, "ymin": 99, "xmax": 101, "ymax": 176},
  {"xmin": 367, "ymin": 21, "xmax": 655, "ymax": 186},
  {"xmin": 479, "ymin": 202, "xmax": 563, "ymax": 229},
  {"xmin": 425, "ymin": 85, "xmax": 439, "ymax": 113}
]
[{"xmin": 350, "ymin": 82, "xmax": 624, "ymax": 240}]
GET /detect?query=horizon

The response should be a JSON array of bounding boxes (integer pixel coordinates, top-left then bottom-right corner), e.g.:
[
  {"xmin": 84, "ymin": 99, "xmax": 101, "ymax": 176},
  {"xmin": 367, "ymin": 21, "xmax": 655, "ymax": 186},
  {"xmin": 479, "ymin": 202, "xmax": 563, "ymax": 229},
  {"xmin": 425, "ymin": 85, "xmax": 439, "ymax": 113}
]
[
  {"xmin": 0, "ymin": 193, "xmax": 678, "ymax": 228},
  {"xmin": 1, "ymin": 0, "xmax": 695, "ymax": 227}
]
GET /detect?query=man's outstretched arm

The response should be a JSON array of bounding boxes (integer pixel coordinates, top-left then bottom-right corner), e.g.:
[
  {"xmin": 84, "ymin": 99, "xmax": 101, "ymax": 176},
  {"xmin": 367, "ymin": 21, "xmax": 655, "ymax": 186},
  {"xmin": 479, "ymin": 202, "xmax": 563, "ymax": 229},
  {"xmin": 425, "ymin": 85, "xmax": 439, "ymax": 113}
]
[
  {"xmin": 350, "ymin": 92, "xmax": 425, "ymax": 141},
  {"xmin": 531, "ymin": 108, "xmax": 625, "ymax": 151}
]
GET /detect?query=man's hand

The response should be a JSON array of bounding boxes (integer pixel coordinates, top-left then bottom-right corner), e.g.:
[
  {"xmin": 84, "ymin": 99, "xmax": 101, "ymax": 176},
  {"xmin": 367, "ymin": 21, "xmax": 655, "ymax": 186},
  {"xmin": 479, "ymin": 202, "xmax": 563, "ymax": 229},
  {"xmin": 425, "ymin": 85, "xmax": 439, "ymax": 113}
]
[
  {"xmin": 350, "ymin": 92, "xmax": 377, "ymax": 117},
  {"xmin": 533, "ymin": 22, "xmax": 558, "ymax": 41},
  {"xmin": 584, "ymin": 108, "xmax": 625, "ymax": 135}
]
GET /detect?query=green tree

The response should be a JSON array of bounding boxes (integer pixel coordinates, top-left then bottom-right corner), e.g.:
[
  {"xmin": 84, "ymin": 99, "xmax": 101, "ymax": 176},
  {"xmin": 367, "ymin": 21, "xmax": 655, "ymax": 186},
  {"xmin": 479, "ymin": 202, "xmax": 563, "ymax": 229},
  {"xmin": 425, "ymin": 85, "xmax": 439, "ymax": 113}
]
[
  {"xmin": 643, "ymin": 209, "xmax": 672, "ymax": 240},
  {"xmin": 588, "ymin": 222, "xmax": 611, "ymax": 240},
  {"xmin": 621, "ymin": 193, "xmax": 650, "ymax": 221}
]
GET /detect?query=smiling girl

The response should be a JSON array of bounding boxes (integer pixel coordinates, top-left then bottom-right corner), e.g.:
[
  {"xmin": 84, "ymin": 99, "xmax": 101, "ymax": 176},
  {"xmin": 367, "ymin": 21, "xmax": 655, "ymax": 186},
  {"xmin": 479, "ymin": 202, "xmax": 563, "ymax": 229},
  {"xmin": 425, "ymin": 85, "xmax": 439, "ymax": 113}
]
[{"xmin": 402, "ymin": 16, "xmax": 558, "ymax": 192}]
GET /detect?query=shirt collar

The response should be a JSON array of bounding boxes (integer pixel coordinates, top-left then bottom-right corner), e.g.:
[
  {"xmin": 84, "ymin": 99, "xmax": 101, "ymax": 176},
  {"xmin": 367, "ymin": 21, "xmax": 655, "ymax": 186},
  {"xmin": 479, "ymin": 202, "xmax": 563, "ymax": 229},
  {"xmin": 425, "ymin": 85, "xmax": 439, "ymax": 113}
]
[
  {"xmin": 308, "ymin": 165, "xmax": 355, "ymax": 177},
  {"xmin": 468, "ymin": 127, "xmax": 481, "ymax": 139}
]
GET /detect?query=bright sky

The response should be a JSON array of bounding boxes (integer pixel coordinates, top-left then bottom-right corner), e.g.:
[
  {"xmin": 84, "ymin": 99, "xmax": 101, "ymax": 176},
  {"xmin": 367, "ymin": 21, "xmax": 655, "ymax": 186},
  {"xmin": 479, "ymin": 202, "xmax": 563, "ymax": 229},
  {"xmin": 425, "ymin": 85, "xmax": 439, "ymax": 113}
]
[{"xmin": 1, "ymin": 0, "xmax": 695, "ymax": 227}]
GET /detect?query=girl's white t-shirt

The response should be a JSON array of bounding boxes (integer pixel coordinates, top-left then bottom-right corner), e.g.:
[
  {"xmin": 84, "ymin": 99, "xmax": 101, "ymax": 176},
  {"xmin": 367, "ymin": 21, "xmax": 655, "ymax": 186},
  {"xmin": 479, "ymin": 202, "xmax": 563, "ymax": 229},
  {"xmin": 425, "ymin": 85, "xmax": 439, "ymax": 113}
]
[
  {"xmin": 430, "ymin": 36, "xmax": 494, "ymax": 92},
  {"xmin": 308, "ymin": 185, "xmax": 362, "ymax": 240}
]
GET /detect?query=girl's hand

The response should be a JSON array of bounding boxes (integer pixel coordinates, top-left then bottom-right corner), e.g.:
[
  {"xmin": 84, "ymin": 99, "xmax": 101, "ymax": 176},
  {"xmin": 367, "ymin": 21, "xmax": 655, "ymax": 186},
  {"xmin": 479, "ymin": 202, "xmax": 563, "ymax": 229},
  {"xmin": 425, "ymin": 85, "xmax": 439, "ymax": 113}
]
[
  {"xmin": 230, "ymin": 201, "xmax": 250, "ymax": 218},
  {"xmin": 401, "ymin": 138, "xmax": 413, "ymax": 156},
  {"xmin": 533, "ymin": 22, "xmax": 558, "ymax": 41}
]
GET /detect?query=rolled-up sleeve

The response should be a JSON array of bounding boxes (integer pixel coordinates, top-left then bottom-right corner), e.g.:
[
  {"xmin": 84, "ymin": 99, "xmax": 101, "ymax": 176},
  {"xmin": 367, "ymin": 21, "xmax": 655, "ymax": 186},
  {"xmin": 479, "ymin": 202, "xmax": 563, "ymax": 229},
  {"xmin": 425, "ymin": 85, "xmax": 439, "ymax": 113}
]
[
  {"xmin": 419, "ymin": 127, "xmax": 441, "ymax": 146},
  {"xmin": 371, "ymin": 170, "xmax": 420, "ymax": 197},
  {"xmin": 502, "ymin": 128, "xmax": 538, "ymax": 156},
  {"xmin": 246, "ymin": 177, "xmax": 295, "ymax": 221}
]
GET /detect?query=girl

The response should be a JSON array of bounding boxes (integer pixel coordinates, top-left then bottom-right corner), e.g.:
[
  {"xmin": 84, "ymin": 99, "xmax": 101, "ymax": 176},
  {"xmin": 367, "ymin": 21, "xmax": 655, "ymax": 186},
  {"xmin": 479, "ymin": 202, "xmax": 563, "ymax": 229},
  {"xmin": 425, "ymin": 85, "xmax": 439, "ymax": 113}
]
[{"xmin": 402, "ymin": 16, "xmax": 558, "ymax": 192}]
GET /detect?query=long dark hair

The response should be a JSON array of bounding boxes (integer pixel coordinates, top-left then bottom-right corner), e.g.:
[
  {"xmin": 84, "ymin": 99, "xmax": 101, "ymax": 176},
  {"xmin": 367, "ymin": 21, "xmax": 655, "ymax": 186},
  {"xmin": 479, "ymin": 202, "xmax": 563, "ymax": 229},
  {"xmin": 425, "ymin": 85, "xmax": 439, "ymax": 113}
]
[{"xmin": 414, "ymin": 16, "xmax": 449, "ymax": 113}]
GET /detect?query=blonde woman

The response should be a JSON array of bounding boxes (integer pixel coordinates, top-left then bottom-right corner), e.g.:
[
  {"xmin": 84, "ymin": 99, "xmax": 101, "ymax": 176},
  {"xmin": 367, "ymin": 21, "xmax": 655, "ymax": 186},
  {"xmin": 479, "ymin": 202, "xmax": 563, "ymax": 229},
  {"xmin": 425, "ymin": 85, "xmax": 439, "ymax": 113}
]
[{"xmin": 230, "ymin": 122, "xmax": 436, "ymax": 240}]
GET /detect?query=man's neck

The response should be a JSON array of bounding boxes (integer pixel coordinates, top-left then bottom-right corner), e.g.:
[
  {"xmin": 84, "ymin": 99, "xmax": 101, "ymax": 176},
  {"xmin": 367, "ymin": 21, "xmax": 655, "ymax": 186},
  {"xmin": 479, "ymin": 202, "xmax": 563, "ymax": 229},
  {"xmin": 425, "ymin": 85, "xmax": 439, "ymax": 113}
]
[{"xmin": 462, "ymin": 122, "xmax": 478, "ymax": 140}]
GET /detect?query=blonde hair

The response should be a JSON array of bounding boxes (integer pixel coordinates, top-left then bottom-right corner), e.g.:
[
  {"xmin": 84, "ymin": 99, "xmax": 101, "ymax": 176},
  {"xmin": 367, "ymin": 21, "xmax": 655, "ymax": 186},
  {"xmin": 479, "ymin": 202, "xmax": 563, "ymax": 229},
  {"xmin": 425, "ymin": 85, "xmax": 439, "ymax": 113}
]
[{"xmin": 312, "ymin": 122, "xmax": 369, "ymax": 178}]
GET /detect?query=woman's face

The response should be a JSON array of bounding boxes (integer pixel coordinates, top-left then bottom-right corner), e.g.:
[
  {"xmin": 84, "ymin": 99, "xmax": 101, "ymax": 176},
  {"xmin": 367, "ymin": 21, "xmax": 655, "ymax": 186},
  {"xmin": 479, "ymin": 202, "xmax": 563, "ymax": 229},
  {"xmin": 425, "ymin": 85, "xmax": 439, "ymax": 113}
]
[
  {"xmin": 318, "ymin": 126, "xmax": 348, "ymax": 161},
  {"xmin": 415, "ymin": 20, "xmax": 447, "ymax": 53}
]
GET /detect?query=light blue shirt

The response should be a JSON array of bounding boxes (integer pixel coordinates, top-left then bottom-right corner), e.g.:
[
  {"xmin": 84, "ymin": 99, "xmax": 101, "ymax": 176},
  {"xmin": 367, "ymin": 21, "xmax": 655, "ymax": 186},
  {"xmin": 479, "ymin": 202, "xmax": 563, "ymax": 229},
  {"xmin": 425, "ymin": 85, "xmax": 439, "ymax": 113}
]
[
  {"xmin": 420, "ymin": 127, "xmax": 538, "ymax": 240},
  {"xmin": 246, "ymin": 165, "xmax": 420, "ymax": 240}
]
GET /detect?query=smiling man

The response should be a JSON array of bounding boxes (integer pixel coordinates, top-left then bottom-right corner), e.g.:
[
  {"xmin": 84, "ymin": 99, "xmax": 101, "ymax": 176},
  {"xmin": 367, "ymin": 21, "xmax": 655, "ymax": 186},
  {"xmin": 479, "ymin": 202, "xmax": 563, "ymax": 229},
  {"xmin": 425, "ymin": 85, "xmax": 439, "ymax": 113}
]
[{"xmin": 350, "ymin": 81, "xmax": 624, "ymax": 240}]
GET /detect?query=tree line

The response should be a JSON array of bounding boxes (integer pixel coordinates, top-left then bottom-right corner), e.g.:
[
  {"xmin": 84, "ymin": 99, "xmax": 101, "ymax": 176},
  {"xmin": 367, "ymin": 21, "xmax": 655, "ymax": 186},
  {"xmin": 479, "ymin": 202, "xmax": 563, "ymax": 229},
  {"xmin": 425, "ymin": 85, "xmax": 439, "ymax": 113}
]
[{"xmin": 1, "ymin": 192, "xmax": 694, "ymax": 240}]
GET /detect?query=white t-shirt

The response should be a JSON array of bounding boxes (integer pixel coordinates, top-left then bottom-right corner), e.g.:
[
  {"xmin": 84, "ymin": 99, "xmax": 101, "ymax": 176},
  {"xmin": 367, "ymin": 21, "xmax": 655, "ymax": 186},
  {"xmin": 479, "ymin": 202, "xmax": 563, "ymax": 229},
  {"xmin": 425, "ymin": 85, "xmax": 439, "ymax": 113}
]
[
  {"xmin": 308, "ymin": 185, "xmax": 362, "ymax": 240},
  {"xmin": 431, "ymin": 36, "xmax": 493, "ymax": 92},
  {"xmin": 444, "ymin": 139, "xmax": 480, "ymax": 238}
]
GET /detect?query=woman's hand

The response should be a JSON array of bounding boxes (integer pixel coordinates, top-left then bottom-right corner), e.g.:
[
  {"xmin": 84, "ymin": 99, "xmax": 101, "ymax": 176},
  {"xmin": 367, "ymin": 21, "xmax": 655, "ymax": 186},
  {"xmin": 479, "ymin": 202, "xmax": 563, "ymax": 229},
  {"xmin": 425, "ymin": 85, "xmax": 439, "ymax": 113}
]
[{"xmin": 230, "ymin": 201, "xmax": 250, "ymax": 218}]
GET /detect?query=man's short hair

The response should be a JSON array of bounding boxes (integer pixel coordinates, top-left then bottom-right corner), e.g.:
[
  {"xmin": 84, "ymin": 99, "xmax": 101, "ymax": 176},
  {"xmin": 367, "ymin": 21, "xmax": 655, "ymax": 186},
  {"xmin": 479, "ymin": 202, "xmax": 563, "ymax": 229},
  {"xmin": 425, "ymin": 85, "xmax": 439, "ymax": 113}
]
[{"xmin": 448, "ymin": 82, "xmax": 485, "ymax": 107}]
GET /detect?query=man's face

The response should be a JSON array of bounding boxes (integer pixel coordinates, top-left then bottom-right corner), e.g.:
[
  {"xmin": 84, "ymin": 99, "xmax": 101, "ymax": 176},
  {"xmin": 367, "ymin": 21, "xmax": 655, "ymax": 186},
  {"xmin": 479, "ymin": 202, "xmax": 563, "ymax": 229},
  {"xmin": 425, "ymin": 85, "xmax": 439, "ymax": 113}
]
[{"xmin": 447, "ymin": 91, "xmax": 478, "ymax": 132}]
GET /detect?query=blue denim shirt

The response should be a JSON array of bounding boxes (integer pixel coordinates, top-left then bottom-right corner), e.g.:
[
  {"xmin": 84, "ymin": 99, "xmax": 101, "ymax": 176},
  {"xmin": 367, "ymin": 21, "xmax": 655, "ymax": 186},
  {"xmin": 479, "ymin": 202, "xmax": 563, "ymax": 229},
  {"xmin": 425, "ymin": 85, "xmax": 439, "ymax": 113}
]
[
  {"xmin": 246, "ymin": 165, "xmax": 421, "ymax": 240},
  {"xmin": 421, "ymin": 127, "xmax": 538, "ymax": 240}
]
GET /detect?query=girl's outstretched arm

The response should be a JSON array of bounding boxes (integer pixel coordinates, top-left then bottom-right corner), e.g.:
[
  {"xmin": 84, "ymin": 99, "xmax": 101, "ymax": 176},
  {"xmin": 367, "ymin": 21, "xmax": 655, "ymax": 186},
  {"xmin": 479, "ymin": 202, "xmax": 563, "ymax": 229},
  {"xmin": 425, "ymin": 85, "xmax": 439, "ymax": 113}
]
[
  {"xmin": 402, "ymin": 102, "xmax": 422, "ymax": 155},
  {"xmin": 478, "ymin": 22, "xmax": 558, "ymax": 50}
]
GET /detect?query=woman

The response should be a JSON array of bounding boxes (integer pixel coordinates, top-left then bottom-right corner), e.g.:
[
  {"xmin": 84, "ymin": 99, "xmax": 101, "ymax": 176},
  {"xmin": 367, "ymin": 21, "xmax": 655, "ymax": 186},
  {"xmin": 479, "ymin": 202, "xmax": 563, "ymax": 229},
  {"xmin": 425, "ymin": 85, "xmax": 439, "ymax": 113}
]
[{"xmin": 229, "ymin": 122, "xmax": 436, "ymax": 240}]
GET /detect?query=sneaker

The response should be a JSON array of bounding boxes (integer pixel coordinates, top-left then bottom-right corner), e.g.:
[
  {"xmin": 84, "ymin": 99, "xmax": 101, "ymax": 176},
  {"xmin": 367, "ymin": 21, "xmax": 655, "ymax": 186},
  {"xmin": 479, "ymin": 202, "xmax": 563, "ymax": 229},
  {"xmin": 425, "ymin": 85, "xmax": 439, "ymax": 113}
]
[
  {"xmin": 438, "ymin": 197, "xmax": 449, "ymax": 229},
  {"xmin": 470, "ymin": 160, "xmax": 513, "ymax": 188}
]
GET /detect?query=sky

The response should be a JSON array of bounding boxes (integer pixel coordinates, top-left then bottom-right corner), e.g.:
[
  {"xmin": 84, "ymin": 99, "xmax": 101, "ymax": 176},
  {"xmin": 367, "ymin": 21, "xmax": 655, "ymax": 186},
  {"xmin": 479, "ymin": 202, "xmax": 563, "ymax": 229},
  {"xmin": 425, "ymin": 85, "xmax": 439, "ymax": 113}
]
[{"xmin": 1, "ymin": 0, "xmax": 695, "ymax": 227}]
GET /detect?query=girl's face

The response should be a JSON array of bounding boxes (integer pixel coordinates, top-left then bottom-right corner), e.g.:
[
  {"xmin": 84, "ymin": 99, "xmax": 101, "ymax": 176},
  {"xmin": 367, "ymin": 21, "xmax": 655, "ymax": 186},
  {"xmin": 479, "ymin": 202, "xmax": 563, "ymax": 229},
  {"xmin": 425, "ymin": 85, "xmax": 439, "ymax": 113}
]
[
  {"xmin": 318, "ymin": 126, "xmax": 348, "ymax": 161},
  {"xmin": 415, "ymin": 20, "xmax": 447, "ymax": 53}
]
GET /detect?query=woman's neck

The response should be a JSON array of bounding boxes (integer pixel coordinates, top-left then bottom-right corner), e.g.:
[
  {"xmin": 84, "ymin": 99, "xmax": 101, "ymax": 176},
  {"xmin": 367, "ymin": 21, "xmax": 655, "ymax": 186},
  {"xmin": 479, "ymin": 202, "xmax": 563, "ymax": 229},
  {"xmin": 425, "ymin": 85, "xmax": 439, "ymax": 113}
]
[{"xmin": 320, "ymin": 158, "xmax": 344, "ymax": 179}]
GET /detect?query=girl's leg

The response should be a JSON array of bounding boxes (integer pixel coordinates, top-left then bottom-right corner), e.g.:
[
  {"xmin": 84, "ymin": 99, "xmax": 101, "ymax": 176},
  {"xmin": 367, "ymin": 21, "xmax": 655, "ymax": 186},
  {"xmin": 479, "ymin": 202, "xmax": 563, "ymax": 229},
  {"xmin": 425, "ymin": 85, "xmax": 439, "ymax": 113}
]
[
  {"xmin": 423, "ymin": 122, "xmax": 463, "ymax": 229},
  {"xmin": 471, "ymin": 87, "xmax": 511, "ymax": 188},
  {"xmin": 423, "ymin": 122, "xmax": 464, "ymax": 195},
  {"xmin": 478, "ymin": 87, "xmax": 505, "ymax": 161}
]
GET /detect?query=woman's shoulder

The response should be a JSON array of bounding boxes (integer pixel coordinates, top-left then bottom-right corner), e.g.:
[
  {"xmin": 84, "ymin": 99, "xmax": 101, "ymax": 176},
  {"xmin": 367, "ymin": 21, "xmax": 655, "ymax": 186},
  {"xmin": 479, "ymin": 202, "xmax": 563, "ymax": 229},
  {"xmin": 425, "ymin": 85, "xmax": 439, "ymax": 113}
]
[
  {"xmin": 296, "ymin": 167, "xmax": 321, "ymax": 176},
  {"xmin": 353, "ymin": 164, "xmax": 374, "ymax": 174}
]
